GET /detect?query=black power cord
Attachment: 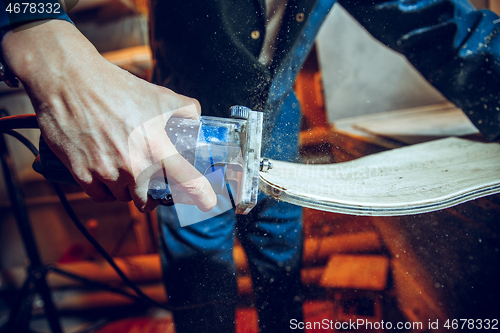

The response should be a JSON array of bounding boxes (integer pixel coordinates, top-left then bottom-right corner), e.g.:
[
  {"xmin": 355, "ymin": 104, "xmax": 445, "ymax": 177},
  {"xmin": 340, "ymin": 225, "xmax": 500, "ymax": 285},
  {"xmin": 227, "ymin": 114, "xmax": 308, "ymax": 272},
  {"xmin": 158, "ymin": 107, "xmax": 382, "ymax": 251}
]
[
  {"xmin": 0, "ymin": 114, "xmax": 218, "ymax": 312},
  {"xmin": 0, "ymin": 113, "xmax": 38, "ymax": 131},
  {"xmin": 3, "ymin": 129, "xmax": 39, "ymax": 156},
  {"xmin": 50, "ymin": 182, "xmax": 171, "ymax": 310}
]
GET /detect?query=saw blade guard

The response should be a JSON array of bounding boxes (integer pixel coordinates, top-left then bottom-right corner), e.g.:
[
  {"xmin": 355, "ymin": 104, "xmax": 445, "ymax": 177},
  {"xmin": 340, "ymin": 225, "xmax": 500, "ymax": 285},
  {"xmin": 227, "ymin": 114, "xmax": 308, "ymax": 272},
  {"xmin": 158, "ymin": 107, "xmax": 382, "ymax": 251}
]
[{"xmin": 163, "ymin": 108, "xmax": 263, "ymax": 214}]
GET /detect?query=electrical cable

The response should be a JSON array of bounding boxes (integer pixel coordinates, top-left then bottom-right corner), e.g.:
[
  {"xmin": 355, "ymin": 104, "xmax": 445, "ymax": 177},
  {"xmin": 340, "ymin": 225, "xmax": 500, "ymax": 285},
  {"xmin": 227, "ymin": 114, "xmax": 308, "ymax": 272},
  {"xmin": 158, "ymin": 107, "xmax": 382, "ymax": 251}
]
[
  {"xmin": 1, "ymin": 122, "xmax": 219, "ymax": 311},
  {"xmin": 3, "ymin": 129, "xmax": 39, "ymax": 156},
  {"xmin": 48, "ymin": 266, "xmax": 144, "ymax": 303},
  {"xmin": 51, "ymin": 182, "xmax": 172, "ymax": 310},
  {"xmin": 0, "ymin": 114, "xmax": 38, "ymax": 131},
  {"xmin": 51, "ymin": 179, "xmax": 218, "ymax": 311},
  {"xmin": 0, "ymin": 127, "xmax": 156, "ymax": 306}
]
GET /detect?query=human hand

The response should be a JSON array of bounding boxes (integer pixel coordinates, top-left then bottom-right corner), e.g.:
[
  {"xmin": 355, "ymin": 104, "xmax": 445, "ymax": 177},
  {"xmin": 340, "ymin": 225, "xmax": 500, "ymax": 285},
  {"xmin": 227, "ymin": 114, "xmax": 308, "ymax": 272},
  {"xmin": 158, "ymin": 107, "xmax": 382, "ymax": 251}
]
[{"xmin": 1, "ymin": 20, "xmax": 217, "ymax": 212}]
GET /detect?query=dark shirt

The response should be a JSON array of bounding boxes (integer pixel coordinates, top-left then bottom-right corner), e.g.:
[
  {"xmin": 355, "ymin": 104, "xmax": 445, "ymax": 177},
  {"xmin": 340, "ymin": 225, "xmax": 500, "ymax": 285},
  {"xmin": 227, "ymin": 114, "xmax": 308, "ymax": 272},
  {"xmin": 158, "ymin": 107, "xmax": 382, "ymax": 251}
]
[{"xmin": 149, "ymin": 0, "xmax": 500, "ymax": 140}]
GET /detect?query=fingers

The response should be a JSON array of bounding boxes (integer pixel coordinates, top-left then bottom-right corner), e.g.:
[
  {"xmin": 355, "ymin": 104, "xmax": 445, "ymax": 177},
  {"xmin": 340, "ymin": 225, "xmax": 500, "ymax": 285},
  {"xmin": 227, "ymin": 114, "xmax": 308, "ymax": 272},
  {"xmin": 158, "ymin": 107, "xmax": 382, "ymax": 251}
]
[
  {"xmin": 101, "ymin": 176, "xmax": 133, "ymax": 202},
  {"xmin": 162, "ymin": 154, "xmax": 218, "ymax": 212},
  {"xmin": 128, "ymin": 109, "xmax": 217, "ymax": 213},
  {"xmin": 128, "ymin": 179, "xmax": 159, "ymax": 214},
  {"xmin": 127, "ymin": 156, "xmax": 217, "ymax": 213},
  {"xmin": 72, "ymin": 173, "xmax": 117, "ymax": 203},
  {"xmin": 67, "ymin": 153, "xmax": 133, "ymax": 203},
  {"xmin": 75, "ymin": 171, "xmax": 144, "ymax": 208}
]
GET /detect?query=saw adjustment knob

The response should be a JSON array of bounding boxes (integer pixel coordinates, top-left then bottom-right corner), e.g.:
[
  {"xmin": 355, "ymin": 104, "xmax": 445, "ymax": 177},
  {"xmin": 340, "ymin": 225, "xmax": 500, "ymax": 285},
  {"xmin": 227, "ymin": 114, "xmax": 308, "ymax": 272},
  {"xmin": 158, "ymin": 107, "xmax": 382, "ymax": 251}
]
[
  {"xmin": 230, "ymin": 105, "xmax": 251, "ymax": 119},
  {"xmin": 260, "ymin": 158, "xmax": 272, "ymax": 172}
]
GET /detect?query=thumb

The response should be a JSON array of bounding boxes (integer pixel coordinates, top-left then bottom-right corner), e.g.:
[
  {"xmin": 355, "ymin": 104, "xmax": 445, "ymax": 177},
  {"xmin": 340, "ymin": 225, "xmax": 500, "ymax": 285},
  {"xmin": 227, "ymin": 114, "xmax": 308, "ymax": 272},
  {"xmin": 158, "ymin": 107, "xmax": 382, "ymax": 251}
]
[
  {"xmin": 161, "ymin": 153, "xmax": 218, "ymax": 212},
  {"xmin": 129, "ymin": 113, "xmax": 217, "ymax": 212}
]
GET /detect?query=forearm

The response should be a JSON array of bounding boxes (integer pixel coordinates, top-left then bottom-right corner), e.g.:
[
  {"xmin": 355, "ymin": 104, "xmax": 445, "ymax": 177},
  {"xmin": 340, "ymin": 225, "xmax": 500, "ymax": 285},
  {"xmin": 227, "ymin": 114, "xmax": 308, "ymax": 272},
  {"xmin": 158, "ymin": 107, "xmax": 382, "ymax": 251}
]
[{"xmin": 338, "ymin": 0, "xmax": 500, "ymax": 141}]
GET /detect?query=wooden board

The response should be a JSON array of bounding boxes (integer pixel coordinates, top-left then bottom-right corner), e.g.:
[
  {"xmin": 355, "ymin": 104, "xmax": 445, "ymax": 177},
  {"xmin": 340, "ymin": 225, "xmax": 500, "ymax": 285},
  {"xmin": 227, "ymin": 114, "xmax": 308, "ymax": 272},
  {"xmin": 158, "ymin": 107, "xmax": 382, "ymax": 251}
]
[
  {"xmin": 259, "ymin": 137, "xmax": 500, "ymax": 216},
  {"xmin": 352, "ymin": 104, "xmax": 479, "ymax": 145}
]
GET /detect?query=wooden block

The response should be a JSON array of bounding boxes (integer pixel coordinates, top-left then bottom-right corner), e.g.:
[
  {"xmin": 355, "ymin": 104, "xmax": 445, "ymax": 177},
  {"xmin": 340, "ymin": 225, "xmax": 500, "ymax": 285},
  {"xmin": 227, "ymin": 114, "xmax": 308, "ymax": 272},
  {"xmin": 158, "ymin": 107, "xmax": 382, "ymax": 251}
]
[
  {"xmin": 302, "ymin": 232, "xmax": 382, "ymax": 264},
  {"xmin": 299, "ymin": 126, "xmax": 331, "ymax": 146},
  {"xmin": 95, "ymin": 317, "xmax": 175, "ymax": 333},
  {"xmin": 237, "ymin": 275, "xmax": 253, "ymax": 296},
  {"xmin": 233, "ymin": 245, "xmax": 249, "ymax": 273},
  {"xmin": 320, "ymin": 255, "xmax": 389, "ymax": 291},
  {"xmin": 236, "ymin": 307, "xmax": 259, "ymax": 333},
  {"xmin": 303, "ymin": 300, "xmax": 335, "ymax": 333},
  {"xmin": 301, "ymin": 267, "xmax": 325, "ymax": 285},
  {"xmin": 353, "ymin": 104, "xmax": 479, "ymax": 145}
]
